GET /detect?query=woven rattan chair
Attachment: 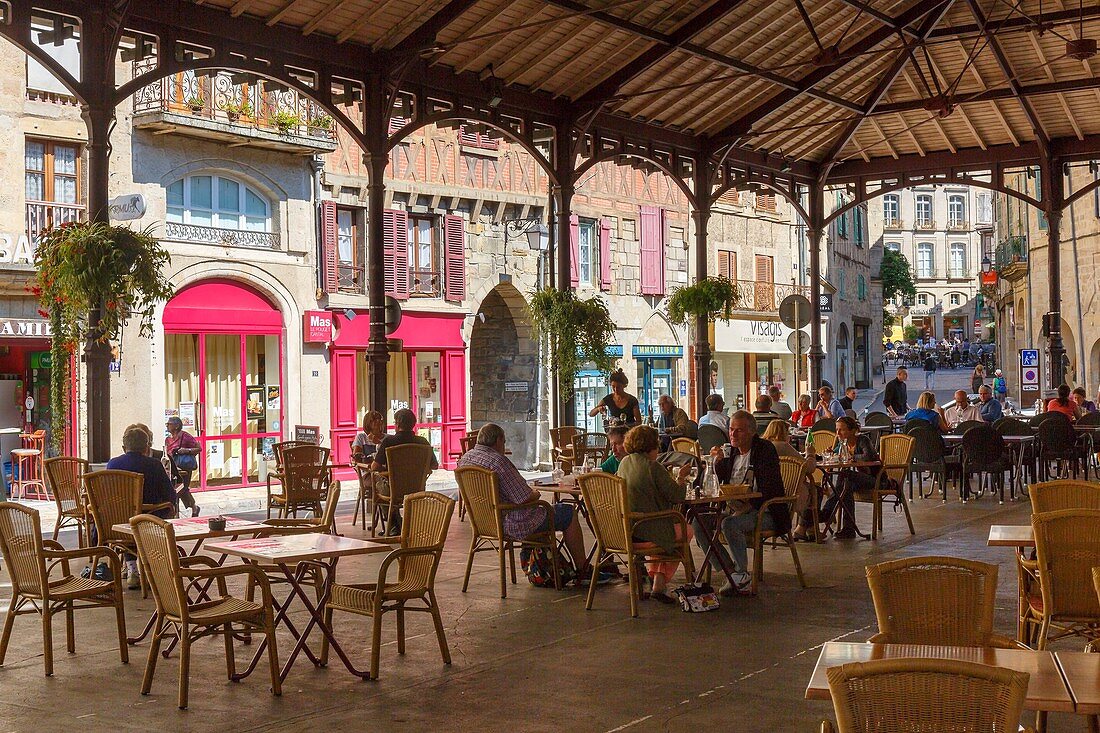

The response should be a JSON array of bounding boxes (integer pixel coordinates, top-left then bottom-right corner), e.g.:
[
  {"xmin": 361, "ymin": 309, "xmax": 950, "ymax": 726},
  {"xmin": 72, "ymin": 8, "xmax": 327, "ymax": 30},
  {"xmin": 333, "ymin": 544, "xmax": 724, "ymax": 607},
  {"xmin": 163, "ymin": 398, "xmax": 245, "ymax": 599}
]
[
  {"xmin": 263, "ymin": 482, "xmax": 341, "ymax": 534},
  {"xmin": 551, "ymin": 426, "xmax": 579, "ymax": 472},
  {"xmin": 578, "ymin": 471, "xmax": 694, "ymax": 618},
  {"xmin": 670, "ymin": 437, "xmax": 700, "ymax": 457},
  {"xmin": 269, "ymin": 445, "xmax": 330, "ymax": 519},
  {"xmin": 130, "ymin": 514, "xmax": 280, "ymax": 709},
  {"xmin": 811, "ymin": 430, "xmax": 838, "ymax": 453},
  {"xmin": 748, "ymin": 456, "xmax": 809, "ymax": 595},
  {"xmin": 821, "ymin": 658, "xmax": 1031, "ymax": 733},
  {"xmin": 1028, "ymin": 480, "xmax": 1100, "ymax": 513},
  {"xmin": 572, "ymin": 431, "xmax": 610, "ymax": 467},
  {"xmin": 44, "ymin": 456, "xmax": 90, "ymax": 545},
  {"xmin": 374, "ymin": 443, "xmax": 434, "ymax": 536},
  {"xmin": 321, "ymin": 492, "xmax": 454, "ymax": 680},
  {"xmin": 853, "ymin": 433, "xmax": 914, "ymax": 540},
  {"xmin": 456, "ymin": 465, "xmax": 562, "ymax": 597},
  {"xmin": 264, "ymin": 440, "xmax": 314, "ymax": 518},
  {"xmin": 0, "ymin": 503, "xmax": 127, "ymax": 676},
  {"xmin": 84, "ymin": 469, "xmax": 174, "ymax": 597},
  {"xmin": 811, "ymin": 418, "xmax": 837, "ymax": 434},
  {"xmin": 1026, "ymin": 508, "xmax": 1100, "ymax": 649},
  {"xmin": 865, "ymin": 556, "xmax": 1017, "ymax": 648}
]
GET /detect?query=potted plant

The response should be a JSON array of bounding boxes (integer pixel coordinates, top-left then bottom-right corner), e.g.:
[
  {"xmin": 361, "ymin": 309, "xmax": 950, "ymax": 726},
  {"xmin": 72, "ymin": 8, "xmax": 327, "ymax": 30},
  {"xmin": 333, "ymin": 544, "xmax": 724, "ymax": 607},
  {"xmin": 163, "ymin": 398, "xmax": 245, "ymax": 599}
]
[
  {"xmin": 32, "ymin": 222, "xmax": 175, "ymax": 452},
  {"xmin": 185, "ymin": 95, "xmax": 205, "ymax": 114},
  {"xmin": 527, "ymin": 288, "xmax": 616, "ymax": 401},
  {"xmin": 270, "ymin": 110, "xmax": 301, "ymax": 134},
  {"xmin": 309, "ymin": 113, "xmax": 333, "ymax": 132},
  {"xmin": 221, "ymin": 100, "xmax": 253, "ymax": 122},
  {"xmin": 665, "ymin": 276, "xmax": 742, "ymax": 328}
]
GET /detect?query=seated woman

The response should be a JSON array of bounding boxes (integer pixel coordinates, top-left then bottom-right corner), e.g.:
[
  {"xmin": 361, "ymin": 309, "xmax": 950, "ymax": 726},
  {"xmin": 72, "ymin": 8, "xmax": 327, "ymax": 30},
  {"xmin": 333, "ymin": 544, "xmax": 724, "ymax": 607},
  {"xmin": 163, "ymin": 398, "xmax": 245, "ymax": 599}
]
[
  {"xmin": 1048, "ymin": 383, "xmax": 1084, "ymax": 421},
  {"xmin": 820, "ymin": 416, "xmax": 878, "ymax": 540},
  {"xmin": 352, "ymin": 410, "xmax": 387, "ymax": 464},
  {"xmin": 904, "ymin": 390, "xmax": 949, "ymax": 433},
  {"xmin": 761, "ymin": 420, "xmax": 815, "ymax": 542},
  {"xmin": 790, "ymin": 394, "xmax": 816, "ymax": 428},
  {"xmin": 616, "ymin": 425, "xmax": 693, "ymax": 604}
]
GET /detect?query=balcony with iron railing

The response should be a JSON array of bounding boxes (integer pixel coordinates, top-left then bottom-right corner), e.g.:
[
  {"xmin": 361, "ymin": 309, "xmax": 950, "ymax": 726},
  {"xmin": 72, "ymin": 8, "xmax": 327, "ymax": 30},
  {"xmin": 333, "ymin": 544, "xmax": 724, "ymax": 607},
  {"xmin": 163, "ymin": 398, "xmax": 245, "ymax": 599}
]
[
  {"xmin": 947, "ymin": 219, "xmax": 969, "ymax": 231},
  {"xmin": 338, "ymin": 262, "xmax": 365, "ymax": 293},
  {"xmin": 131, "ymin": 65, "xmax": 337, "ymax": 154},
  {"xmin": 26, "ymin": 201, "xmax": 85, "ymax": 244},
  {"xmin": 728, "ymin": 279, "xmax": 811, "ymax": 313},
  {"xmin": 994, "ymin": 235, "xmax": 1028, "ymax": 280},
  {"xmin": 163, "ymin": 222, "xmax": 280, "ymax": 249}
]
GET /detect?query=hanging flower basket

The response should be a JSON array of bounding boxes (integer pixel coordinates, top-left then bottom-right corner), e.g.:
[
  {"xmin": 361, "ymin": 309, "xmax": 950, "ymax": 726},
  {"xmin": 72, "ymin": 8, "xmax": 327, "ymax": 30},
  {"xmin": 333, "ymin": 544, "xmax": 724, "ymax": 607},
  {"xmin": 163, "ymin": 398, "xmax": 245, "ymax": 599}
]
[
  {"xmin": 527, "ymin": 288, "xmax": 616, "ymax": 401},
  {"xmin": 665, "ymin": 277, "xmax": 742, "ymax": 328}
]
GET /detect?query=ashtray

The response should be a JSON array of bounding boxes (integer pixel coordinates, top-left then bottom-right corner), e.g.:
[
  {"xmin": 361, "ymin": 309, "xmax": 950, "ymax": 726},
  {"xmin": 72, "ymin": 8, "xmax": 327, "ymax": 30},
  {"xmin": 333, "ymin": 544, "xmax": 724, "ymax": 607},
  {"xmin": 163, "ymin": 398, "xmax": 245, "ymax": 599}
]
[{"xmin": 208, "ymin": 516, "xmax": 227, "ymax": 531}]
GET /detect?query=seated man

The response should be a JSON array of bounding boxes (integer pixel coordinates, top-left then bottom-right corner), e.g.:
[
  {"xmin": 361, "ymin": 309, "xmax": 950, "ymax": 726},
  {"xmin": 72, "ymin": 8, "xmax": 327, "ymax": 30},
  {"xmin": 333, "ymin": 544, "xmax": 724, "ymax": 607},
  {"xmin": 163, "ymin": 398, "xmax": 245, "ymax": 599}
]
[
  {"xmin": 600, "ymin": 426, "xmax": 628, "ymax": 473},
  {"xmin": 692, "ymin": 411, "xmax": 787, "ymax": 596},
  {"xmin": 768, "ymin": 386, "xmax": 793, "ymax": 421},
  {"xmin": 371, "ymin": 408, "xmax": 439, "ymax": 534},
  {"xmin": 699, "ymin": 393, "xmax": 730, "ymax": 433},
  {"xmin": 105, "ymin": 423, "xmax": 176, "ymax": 589},
  {"xmin": 944, "ymin": 389, "xmax": 982, "ymax": 425},
  {"xmin": 458, "ymin": 423, "xmax": 594, "ymax": 582},
  {"xmin": 977, "ymin": 385, "xmax": 1003, "ymax": 422},
  {"xmin": 656, "ymin": 394, "xmax": 696, "ymax": 440},
  {"xmin": 751, "ymin": 394, "xmax": 779, "ymax": 435}
]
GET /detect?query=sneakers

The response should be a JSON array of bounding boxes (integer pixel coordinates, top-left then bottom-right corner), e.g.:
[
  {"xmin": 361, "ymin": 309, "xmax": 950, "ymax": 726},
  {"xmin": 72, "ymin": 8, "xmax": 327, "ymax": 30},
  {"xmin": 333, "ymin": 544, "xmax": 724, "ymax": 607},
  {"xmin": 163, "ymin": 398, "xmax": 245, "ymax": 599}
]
[
  {"xmin": 718, "ymin": 571, "xmax": 752, "ymax": 597},
  {"xmin": 127, "ymin": 571, "xmax": 141, "ymax": 590},
  {"xmin": 575, "ymin": 566, "xmax": 616, "ymax": 586},
  {"xmin": 89, "ymin": 562, "xmax": 112, "ymax": 583}
]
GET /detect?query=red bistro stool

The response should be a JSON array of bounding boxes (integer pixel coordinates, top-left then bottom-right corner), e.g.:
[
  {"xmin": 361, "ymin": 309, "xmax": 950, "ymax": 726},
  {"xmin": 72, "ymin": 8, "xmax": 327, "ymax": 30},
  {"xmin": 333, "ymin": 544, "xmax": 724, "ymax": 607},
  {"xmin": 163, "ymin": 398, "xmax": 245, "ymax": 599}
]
[{"xmin": 12, "ymin": 430, "xmax": 46, "ymax": 500}]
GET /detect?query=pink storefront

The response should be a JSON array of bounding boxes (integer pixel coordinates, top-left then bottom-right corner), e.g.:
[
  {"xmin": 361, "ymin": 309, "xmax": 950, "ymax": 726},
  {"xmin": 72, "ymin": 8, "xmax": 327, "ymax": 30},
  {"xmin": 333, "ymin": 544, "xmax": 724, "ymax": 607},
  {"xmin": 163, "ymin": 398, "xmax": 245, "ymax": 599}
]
[{"xmin": 329, "ymin": 310, "xmax": 467, "ymax": 468}]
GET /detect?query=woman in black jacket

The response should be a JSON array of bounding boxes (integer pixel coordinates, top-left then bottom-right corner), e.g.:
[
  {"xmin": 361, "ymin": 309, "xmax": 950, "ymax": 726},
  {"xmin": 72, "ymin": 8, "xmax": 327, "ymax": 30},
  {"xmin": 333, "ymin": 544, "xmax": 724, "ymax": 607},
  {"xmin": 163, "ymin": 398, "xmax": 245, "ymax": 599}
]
[{"xmin": 821, "ymin": 416, "xmax": 878, "ymax": 539}]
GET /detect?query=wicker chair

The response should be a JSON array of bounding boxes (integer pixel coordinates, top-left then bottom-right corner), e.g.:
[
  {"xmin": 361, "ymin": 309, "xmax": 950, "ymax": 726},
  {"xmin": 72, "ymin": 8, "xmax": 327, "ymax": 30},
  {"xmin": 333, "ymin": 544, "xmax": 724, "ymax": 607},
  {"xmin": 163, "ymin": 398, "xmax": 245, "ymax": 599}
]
[
  {"xmin": 44, "ymin": 456, "xmax": 90, "ymax": 545},
  {"xmin": 373, "ymin": 443, "xmax": 435, "ymax": 536},
  {"xmin": 821, "ymin": 658, "xmax": 1031, "ymax": 733},
  {"xmin": 959, "ymin": 424, "xmax": 1011, "ymax": 502},
  {"xmin": 321, "ymin": 492, "xmax": 454, "ymax": 680},
  {"xmin": 1028, "ymin": 480, "xmax": 1100, "ymax": 513},
  {"xmin": 853, "ymin": 433, "xmax": 915, "ymax": 540},
  {"xmin": 264, "ymin": 440, "xmax": 315, "ymax": 518},
  {"xmin": 263, "ymin": 481, "xmax": 341, "ymax": 534},
  {"xmin": 572, "ymin": 431, "xmax": 610, "ymax": 468},
  {"xmin": 1026, "ymin": 508, "xmax": 1100, "ymax": 649},
  {"xmin": 747, "ymin": 456, "xmax": 809, "ymax": 595},
  {"xmin": 811, "ymin": 418, "xmax": 837, "ymax": 434},
  {"xmin": 865, "ymin": 556, "xmax": 1017, "ymax": 648},
  {"xmin": 670, "ymin": 437, "xmax": 700, "ymax": 457},
  {"xmin": 811, "ymin": 430, "xmax": 838, "ymax": 453},
  {"xmin": 456, "ymin": 465, "xmax": 562, "ymax": 597},
  {"xmin": 550, "ymin": 426, "xmax": 579, "ymax": 472},
  {"xmin": 0, "ymin": 503, "xmax": 127, "ymax": 676},
  {"xmin": 130, "ymin": 514, "xmax": 280, "ymax": 709},
  {"xmin": 269, "ymin": 445, "xmax": 330, "ymax": 519},
  {"xmin": 351, "ymin": 462, "xmax": 376, "ymax": 531},
  {"xmin": 84, "ymin": 469, "xmax": 174, "ymax": 597},
  {"xmin": 577, "ymin": 471, "xmax": 694, "ymax": 618}
]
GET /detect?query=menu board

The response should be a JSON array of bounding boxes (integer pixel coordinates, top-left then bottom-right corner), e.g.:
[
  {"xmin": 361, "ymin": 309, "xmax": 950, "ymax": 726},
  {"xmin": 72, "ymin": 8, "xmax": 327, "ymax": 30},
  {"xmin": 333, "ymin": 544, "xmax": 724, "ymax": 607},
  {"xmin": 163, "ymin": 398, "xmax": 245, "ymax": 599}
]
[{"xmin": 294, "ymin": 425, "xmax": 322, "ymax": 445}]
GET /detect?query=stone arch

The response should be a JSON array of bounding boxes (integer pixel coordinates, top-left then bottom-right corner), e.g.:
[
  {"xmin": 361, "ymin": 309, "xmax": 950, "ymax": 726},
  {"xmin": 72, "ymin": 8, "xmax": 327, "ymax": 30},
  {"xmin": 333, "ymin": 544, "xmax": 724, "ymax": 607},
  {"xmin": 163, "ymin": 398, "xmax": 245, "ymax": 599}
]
[
  {"xmin": 1061, "ymin": 318, "xmax": 1078, "ymax": 386},
  {"xmin": 1089, "ymin": 338, "xmax": 1100, "ymax": 395},
  {"xmin": 469, "ymin": 283, "xmax": 540, "ymax": 468}
]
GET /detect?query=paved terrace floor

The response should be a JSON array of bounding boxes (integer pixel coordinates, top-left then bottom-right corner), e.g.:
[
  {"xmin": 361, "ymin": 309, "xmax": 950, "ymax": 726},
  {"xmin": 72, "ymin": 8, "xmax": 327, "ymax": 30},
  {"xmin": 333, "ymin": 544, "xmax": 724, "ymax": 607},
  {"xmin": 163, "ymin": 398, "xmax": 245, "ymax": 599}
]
[{"xmin": 0, "ymin": 487, "xmax": 1081, "ymax": 733}]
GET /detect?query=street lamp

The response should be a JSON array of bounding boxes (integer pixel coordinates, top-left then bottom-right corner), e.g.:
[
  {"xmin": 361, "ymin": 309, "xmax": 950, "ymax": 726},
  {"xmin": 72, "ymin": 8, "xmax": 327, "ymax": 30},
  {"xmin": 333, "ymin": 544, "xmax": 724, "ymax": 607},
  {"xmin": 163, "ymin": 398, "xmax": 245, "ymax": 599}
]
[
  {"xmin": 503, "ymin": 218, "xmax": 549, "ymax": 251},
  {"xmin": 981, "ymin": 254, "xmax": 992, "ymax": 273}
]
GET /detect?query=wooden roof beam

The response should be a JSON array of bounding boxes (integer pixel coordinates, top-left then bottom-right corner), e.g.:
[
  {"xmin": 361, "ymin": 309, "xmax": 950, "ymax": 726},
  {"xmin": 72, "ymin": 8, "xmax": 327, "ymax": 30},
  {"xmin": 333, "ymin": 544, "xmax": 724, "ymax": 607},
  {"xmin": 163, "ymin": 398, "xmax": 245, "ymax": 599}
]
[
  {"xmin": 708, "ymin": 0, "xmax": 954, "ymax": 144},
  {"xmin": 870, "ymin": 73, "xmax": 1100, "ymax": 117},
  {"xmin": 929, "ymin": 4, "xmax": 1100, "ymax": 39},
  {"xmin": 386, "ymin": 0, "xmax": 483, "ymax": 58},
  {"xmin": 1026, "ymin": 30, "xmax": 1084, "ymax": 139}
]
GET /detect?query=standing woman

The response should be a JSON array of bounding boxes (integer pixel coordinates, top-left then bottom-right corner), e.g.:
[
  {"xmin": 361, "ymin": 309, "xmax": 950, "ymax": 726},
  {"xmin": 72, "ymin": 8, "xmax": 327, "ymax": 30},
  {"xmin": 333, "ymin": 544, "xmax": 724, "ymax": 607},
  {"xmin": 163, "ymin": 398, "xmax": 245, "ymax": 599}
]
[
  {"xmin": 590, "ymin": 369, "xmax": 642, "ymax": 426},
  {"xmin": 165, "ymin": 416, "xmax": 201, "ymax": 517},
  {"xmin": 970, "ymin": 364, "xmax": 985, "ymax": 395},
  {"xmin": 352, "ymin": 410, "xmax": 387, "ymax": 463}
]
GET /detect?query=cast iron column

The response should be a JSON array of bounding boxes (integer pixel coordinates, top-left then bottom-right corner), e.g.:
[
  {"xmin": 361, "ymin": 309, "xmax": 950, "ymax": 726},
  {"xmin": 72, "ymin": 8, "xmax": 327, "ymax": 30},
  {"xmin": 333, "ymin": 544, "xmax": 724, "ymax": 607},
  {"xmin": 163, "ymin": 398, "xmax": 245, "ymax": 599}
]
[
  {"xmin": 1044, "ymin": 157, "xmax": 1066, "ymax": 386},
  {"xmin": 692, "ymin": 163, "xmax": 712, "ymax": 416},
  {"xmin": 81, "ymin": 4, "xmax": 114, "ymax": 463},
  {"xmin": 553, "ymin": 119, "xmax": 575, "ymax": 426},
  {"xmin": 365, "ymin": 74, "xmax": 389, "ymax": 413},
  {"xmin": 807, "ymin": 184, "xmax": 825, "ymax": 389}
]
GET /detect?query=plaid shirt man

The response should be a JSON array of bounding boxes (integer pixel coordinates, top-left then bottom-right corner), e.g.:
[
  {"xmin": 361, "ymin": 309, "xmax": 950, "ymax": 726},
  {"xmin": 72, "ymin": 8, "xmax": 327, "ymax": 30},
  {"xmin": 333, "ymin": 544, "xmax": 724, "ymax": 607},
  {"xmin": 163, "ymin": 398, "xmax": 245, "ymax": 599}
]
[{"xmin": 458, "ymin": 444, "xmax": 543, "ymax": 538}]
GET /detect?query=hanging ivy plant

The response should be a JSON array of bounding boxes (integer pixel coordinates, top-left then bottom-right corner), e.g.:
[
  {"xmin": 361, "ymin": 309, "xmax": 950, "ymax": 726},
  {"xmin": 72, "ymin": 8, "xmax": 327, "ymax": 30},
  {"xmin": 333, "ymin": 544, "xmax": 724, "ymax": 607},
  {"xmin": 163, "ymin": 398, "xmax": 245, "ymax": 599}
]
[
  {"xmin": 666, "ymin": 276, "xmax": 742, "ymax": 328},
  {"xmin": 33, "ymin": 222, "xmax": 175, "ymax": 451},
  {"xmin": 527, "ymin": 288, "xmax": 616, "ymax": 401}
]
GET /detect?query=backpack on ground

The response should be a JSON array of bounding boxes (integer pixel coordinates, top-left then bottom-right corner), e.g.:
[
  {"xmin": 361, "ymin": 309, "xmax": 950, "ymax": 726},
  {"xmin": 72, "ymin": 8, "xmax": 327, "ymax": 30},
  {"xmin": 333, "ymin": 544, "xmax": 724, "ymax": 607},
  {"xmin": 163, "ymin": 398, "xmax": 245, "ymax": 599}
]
[{"xmin": 520, "ymin": 547, "xmax": 576, "ymax": 588}]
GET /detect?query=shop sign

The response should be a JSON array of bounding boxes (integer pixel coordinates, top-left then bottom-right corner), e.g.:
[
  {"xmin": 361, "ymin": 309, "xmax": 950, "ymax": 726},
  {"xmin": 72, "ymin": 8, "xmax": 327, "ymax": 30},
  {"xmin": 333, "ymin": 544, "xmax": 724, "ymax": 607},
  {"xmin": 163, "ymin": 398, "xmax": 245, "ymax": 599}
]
[
  {"xmin": 0, "ymin": 234, "xmax": 37, "ymax": 266},
  {"xmin": 819, "ymin": 293, "xmax": 833, "ymax": 313},
  {"xmin": 632, "ymin": 345, "xmax": 684, "ymax": 358},
  {"xmin": 107, "ymin": 194, "xmax": 146, "ymax": 222},
  {"xmin": 294, "ymin": 425, "xmax": 321, "ymax": 445},
  {"xmin": 714, "ymin": 319, "xmax": 829, "ymax": 355},
  {"xmin": 980, "ymin": 271, "xmax": 998, "ymax": 286},
  {"xmin": 0, "ymin": 318, "xmax": 51, "ymax": 338},
  {"xmin": 504, "ymin": 381, "xmax": 529, "ymax": 393},
  {"xmin": 303, "ymin": 310, "xmax": 333, "ymax": 343}
]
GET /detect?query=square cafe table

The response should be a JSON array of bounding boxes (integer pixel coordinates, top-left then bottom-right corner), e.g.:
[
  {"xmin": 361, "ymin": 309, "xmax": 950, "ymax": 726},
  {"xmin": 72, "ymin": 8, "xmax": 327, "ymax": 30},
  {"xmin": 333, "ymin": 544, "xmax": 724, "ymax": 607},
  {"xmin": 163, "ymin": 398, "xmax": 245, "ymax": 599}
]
[
  {"xmin": 1054, "ymin": 651, "xmax": 1100, "ymax": 715},
  {"xmin": 805, "ymin": 642, "xmax": 1074, "ymax": 714},
  {"xmin": 205, "ymin": 533, "xmax": 390, "ymax": 681},
  {"xmin": 682, "ymin": 485, "xmax": 760, "ymax": 587}
]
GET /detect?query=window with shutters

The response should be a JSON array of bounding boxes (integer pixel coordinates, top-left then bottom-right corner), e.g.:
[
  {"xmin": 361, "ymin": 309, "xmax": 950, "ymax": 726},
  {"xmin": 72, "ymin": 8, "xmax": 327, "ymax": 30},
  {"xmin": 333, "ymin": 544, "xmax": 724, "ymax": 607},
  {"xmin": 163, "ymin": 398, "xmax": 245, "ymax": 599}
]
[
  {"xmin": 753, "ymin": 254, "xmax": 775, "ymax": 310},
  {"xmin": 857, "ymin": 274, "xmax": 866, "ymax": 301},
  {"xmin": 638, "ymin": 206, "xmax": 665, "ymax": 296},
  {"xmin": 853, "ymin": 208, "xmax": 864, "ymax": 247},
  {"xmin": 408, "ymin": 215, "xmax": 440, "ymax": 297},
  {"xmin": 717, "ymin": 249, "xmax": 736, "ymax": 280},
  {"xmin": 975, "ymin": 191, "xmax": 992, "ymax": 225},
  {"xmin": 458, "ymin": 124, "xmax": 500, "ymax": 150},
  {"xmin": 837, "ymin": 269, "xmax": 846, "ymax": 299},
  {"xmin": 336, "ymin": 208, "xmax": 363, "ymax": 293},
  {"xmin": 577, "ymin": 219, "xmax": 598, "ymax": 286},
  {"xmin": 755, "ymin": 192, "xmax": 777, "ymax": 213}
]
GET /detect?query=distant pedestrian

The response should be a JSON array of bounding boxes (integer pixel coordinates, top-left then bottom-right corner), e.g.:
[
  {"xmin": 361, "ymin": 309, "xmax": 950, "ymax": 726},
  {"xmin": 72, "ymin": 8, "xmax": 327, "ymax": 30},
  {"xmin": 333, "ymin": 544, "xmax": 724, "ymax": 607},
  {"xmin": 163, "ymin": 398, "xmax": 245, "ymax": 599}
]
[
  {"xmin": 970, "ymin": 364, "xmax": 985, "ymax": 395},
  {"xmin": 923, "ymin": 353, "xmax": 937, "ymax": 389},
  {"xmin": 992, "ymin": 369, "xmax": 1008, "ymax": 404}
]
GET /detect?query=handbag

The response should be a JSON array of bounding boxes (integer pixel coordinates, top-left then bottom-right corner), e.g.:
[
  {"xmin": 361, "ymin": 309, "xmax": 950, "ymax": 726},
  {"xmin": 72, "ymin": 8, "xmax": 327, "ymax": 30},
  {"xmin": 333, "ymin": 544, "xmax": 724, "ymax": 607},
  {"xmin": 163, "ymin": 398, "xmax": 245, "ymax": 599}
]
[
  {"xmin": 173, "ymin": 453, "xmax": 198, "ymax": 471},
  {"xmin": 672, "ymin": 583, "xmax": 720, "ymax": 612}
]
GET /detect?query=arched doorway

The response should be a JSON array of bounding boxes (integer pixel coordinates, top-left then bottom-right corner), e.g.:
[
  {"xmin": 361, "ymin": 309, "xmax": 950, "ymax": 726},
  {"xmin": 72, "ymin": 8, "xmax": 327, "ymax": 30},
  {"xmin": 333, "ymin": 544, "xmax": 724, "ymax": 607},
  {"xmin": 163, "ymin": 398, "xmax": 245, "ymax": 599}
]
[
  {"xmin": 1061, "ymin": 318, "xmax": 1077, "ymax": 386},
  {"xmin": 469, "ymin": 284, "xmax": 539, "ymax": 468},
  {"xmin": 162, "ymin": 279, "xmax": 284, "ymax": 491},
  {"xmin": 634, "ymin": 314, "xmax": 684, "ymax": 420}
]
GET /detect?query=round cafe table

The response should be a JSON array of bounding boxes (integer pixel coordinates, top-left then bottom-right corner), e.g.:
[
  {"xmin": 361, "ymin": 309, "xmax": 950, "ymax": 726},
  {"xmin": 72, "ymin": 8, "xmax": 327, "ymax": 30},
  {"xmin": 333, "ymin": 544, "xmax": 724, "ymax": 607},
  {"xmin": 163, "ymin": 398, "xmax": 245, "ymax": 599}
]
[{"xmin": 815, "ymin": 459, "xmax": 882, "ymax": 540}]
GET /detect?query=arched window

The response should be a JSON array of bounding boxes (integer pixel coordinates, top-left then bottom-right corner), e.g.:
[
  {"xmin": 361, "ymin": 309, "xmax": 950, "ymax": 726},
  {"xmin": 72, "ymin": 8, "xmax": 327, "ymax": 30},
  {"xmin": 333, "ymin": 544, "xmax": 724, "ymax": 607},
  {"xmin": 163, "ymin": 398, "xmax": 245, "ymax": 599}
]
[{"xmin": 166, "ymin": 174, "xmax": 271, "ymax": 232}]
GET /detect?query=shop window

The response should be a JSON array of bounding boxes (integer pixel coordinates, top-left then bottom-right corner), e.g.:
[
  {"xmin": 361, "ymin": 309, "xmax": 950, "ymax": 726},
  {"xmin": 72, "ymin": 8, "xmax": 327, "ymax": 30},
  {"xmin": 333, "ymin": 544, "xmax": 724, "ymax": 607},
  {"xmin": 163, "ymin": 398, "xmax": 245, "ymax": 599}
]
[
  {"xmin": 166, "ymin": 174, "xmax": 270, "ymax": 232},
  {"xmin": 755, "ymin": 192, "xmax": 776, "ymax": 213}
]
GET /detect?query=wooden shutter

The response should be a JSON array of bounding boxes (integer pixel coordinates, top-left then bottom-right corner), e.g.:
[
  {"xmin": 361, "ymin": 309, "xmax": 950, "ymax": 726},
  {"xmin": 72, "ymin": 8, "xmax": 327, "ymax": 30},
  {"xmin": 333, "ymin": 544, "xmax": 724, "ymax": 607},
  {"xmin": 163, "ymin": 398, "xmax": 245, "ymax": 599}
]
[
  {"xmin": 383, "ymin": 208, "xmax": 409, "ymax": 300},
  {"xmin": 569, "ymin": 214, "xmax": 580, "ymax": 288},
  {"xmin": 320, "ymin": 200, "xmax": 339, "ymax": 294},
  {"xmin": 718, "ymin": 249, "xmax": 736, "ymax": 280},
  {"xmin": 639, "ymin": 205, "xmax": 665, "ymax": 296},
  {"xmin": 599, "ymin": 218, "xmax": 612, "ymax": 291},
  {"xmin": 443, "ymin": 214, "xmax": 466, "ymax": 303},
  {"xmin": 754, "ymin": 254, "xmax": 774, "ymax": 282}
]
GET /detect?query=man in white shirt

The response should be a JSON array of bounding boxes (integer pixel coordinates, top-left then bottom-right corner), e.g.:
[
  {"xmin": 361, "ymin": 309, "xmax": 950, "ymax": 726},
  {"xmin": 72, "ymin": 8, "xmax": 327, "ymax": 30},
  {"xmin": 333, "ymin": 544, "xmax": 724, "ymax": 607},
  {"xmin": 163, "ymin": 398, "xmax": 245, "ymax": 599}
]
[
  {"xmin": 698, "ymin": 393, "xmax": 730, "ymax": 433},
  {"xmin": 944, "ymin": 389, "xmax": 982, "ymax": 425}
]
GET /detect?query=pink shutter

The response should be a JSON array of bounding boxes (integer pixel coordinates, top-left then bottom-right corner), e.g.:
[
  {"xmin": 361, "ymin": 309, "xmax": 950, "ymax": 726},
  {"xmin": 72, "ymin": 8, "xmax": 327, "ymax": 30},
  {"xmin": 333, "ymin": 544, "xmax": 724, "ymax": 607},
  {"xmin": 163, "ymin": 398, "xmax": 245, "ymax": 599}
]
[
  {"xmin": 383, "ymin": 208, "xmax": 409, "ymax": 300},
  {"xmin": 320, "ymin": 200, "xmax": 338, "ymax": 294},
  {"xmin": 443, "ymin": 214, "xmax": 466, "ymax": 303},
  {"xmin": 639, "ymin": 205, "xmax": 665, "ymax": 295},
  {"xmin": 599, "ymin": 217, "xmax": 612, "ymax": 291},
  {"xmin": 569, "ymin": 214, "xmax": 580, "ymax": 288}
]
